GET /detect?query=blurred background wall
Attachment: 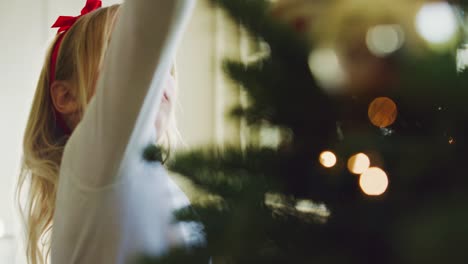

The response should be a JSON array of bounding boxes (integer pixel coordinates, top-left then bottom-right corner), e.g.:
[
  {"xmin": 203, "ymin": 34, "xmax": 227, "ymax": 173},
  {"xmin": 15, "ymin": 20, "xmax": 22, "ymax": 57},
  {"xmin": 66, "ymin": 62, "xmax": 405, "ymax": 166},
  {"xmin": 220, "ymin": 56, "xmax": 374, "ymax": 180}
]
[{"xmin": 0, "ymin": 0, "xmax": 244, "ymax": 262}]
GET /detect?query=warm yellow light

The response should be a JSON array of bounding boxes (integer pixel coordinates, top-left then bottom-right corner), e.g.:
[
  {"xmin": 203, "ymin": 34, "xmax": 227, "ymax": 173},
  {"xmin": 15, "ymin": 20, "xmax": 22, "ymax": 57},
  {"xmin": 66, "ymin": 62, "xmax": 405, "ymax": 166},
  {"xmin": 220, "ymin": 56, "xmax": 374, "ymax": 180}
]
[
  {"xmin": 348, "ymin": 153, "xmax": 371, "ymax": 174},
  {"xmin": 359, "ymin": 167, "xmax": 389, "ymax": 196},
  {"xmin": 368, "ymin": 97, "xmax": 398, "ymax": 128},
  {"xmin": 319, "ymin": 151, "xmax": 337, "ymax": 168}
]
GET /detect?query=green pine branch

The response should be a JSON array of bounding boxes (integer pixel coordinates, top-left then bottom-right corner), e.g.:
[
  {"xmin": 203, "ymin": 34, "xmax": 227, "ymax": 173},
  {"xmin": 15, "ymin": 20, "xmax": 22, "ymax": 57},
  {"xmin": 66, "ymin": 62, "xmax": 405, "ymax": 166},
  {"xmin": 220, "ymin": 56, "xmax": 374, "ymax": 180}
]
[{"xmin": 143, "ymin": 0, "xmax": 468, "ymax": 263}]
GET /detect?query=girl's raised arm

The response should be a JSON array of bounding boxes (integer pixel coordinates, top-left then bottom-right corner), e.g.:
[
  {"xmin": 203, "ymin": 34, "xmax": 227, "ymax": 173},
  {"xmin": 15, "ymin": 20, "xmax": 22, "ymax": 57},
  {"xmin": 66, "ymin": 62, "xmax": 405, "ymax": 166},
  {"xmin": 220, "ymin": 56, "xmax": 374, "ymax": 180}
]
[{"xmin": 63, "ymin": 0, "xmax": 195, "ymax": 188}]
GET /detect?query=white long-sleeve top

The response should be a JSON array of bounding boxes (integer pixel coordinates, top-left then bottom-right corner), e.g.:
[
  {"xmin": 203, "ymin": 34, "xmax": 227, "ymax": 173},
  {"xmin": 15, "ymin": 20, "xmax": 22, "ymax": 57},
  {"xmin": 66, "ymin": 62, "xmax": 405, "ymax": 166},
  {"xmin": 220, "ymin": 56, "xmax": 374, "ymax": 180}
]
[{"xmin": 50, "ymin": 1, "xmax": 196, "ymax": 263}]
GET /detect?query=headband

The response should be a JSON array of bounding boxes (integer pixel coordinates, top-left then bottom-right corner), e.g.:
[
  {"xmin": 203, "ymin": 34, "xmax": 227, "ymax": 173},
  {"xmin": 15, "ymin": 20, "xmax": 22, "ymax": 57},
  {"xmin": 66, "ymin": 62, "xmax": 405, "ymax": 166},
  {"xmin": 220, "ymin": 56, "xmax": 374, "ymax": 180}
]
[{"xmin": 49, "ymin": 0, "xmax": 102, "ymax": 135}]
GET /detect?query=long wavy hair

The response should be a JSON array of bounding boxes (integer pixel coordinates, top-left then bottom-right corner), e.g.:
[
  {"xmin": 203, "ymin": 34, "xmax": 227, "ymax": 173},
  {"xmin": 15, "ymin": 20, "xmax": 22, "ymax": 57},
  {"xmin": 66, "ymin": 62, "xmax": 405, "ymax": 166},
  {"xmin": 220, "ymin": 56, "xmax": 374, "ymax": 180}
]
[{"xmin": 16, "ymin": 5, "xmax": 122, "ymax": 264}]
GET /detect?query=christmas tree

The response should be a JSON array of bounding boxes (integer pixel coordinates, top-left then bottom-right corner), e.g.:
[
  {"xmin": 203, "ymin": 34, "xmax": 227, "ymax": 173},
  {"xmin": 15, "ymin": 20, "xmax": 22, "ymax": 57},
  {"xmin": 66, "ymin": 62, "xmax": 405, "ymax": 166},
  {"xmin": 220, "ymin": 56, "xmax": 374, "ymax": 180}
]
[{"xmin": 141, "ymin": 0, "xmax": 468, "ymax": 263}]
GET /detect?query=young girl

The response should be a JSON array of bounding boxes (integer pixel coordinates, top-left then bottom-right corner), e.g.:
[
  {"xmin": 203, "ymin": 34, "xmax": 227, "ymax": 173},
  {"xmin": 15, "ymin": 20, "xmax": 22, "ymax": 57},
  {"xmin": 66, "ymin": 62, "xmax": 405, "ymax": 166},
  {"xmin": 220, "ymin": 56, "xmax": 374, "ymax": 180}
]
[{"xmin": 17, "ymin": 0, "xmax": 196, "ymax": 263}]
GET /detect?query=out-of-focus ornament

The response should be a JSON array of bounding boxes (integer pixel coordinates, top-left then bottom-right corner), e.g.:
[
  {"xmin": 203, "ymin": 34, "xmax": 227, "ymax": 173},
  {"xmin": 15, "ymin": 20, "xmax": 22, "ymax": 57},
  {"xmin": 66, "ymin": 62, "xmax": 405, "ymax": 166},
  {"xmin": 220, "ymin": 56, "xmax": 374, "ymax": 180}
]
[
  {"xmin": 319, "ymin": 151, "xmax": 337, "ymax": 168},
  {"xmin": 359, "ymin": 167, "xmax": 389, "ymax": 196},
  {"xmin": 368, "ymin": 97, "xmax": 398, "ymax": 128},
  {"xmin": 347, "ymin": 153, "xmax": 371, "ymax": 175},
  {"xmin": 366, "ymin": 24, "xmax": 405, "ymax": 57}
]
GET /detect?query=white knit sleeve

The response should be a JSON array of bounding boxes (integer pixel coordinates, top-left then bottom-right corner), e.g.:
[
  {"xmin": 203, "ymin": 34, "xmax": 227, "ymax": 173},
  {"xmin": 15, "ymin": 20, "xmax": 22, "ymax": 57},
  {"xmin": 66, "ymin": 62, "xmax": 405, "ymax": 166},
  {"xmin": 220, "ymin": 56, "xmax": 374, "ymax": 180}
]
[{"xmin": 62, "ymin": 0, "xmax": 195, "ymax": 188}]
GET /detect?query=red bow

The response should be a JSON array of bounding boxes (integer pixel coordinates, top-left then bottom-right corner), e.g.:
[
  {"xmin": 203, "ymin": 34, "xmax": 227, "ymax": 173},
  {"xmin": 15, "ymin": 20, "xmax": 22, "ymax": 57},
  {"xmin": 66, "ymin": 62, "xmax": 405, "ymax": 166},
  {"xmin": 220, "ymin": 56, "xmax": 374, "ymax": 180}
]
[
  {"xmin": 51, "ymin": 0, "xmax": 102, "ymax": 33},
  {"xmin": 49, "ymin": 0, "xmax": 102, "ymax": 135}
]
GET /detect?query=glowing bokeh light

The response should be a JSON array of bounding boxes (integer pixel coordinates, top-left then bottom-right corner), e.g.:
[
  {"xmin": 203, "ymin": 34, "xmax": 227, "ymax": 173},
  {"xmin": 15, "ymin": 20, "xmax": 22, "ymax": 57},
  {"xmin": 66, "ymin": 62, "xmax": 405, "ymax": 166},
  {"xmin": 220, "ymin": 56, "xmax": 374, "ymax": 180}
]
[
  {"xmin": 368, "ymin": 97, "xmax": 398, "ymax": 128},
  {"xmin": 319, "ymin": 151, "xmax": 337, "ymax": 168},
  {"xmin": 415, "ymin": 2, "xmax": 458, "ymax": 44},
  {"xmin": 359, "ymin": 167, "xmax": 389, "ymax": 196},
  {"xmin": 347, "ymin": 153, "xmax": 371, "ymax": 174},
  {"xmin": 308, "ymin": 48, "xmax": 346, "ymax": 92},
  {"xmin": 366, "ymin": 24, "xmax": 404, "ymax": 57}
]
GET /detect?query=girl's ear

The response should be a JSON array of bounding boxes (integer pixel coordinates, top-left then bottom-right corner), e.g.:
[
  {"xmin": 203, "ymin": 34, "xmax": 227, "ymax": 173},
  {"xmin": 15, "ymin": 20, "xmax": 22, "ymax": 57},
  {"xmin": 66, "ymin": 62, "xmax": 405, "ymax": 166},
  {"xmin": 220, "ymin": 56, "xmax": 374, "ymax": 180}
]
[{"xmin": 50, "ymin": 80, "xmax": 79, "ymax": 114}]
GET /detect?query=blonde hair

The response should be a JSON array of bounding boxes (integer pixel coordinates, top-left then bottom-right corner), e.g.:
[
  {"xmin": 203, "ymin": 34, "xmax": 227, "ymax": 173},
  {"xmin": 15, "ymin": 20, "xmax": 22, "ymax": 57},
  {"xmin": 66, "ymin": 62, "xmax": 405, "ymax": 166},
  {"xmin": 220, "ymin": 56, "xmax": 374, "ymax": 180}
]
[
  {"xmin": 160, "ymin": 65, "xmax": 182, "ymax": 160},
  {"xmin": 17, "ymin": 5, "xmax": 120, "ymax": 264}
]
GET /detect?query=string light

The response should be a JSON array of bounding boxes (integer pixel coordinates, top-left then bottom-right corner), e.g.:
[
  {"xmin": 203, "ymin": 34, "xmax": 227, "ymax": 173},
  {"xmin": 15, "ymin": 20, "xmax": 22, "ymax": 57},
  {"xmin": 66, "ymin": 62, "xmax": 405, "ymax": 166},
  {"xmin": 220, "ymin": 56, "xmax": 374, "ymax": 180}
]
[
  {"xmin": 347, "ymin": 153, "xmax": 371, "ymax": 174},
  {"xmin": 319, "ymin": 151, "xmax": 337, "ymax": 168},
  {"xmin": 415, "ymin": 2, "xmax": 458, "ymax": 45},
  {"xmin": 359, "ymin": 167, "xmax": 389, "ymax": 196}
]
